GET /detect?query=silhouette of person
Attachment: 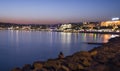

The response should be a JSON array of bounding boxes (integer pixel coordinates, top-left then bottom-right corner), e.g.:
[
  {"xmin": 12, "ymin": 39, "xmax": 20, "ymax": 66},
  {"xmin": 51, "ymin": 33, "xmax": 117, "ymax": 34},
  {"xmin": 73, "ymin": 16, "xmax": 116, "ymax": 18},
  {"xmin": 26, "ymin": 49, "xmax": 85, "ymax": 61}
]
[{"xmin": 58, "ymin": 52, "xmax": 64, "ymax": 59}]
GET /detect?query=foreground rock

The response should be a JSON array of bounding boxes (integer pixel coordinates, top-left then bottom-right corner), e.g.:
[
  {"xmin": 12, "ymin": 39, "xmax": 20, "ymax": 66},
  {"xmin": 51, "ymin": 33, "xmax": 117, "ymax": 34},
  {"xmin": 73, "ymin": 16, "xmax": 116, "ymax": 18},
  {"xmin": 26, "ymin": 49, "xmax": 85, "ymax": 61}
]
[{"xmin": 12, "ymin": 37, "xmax": 120, "ymax": 71}]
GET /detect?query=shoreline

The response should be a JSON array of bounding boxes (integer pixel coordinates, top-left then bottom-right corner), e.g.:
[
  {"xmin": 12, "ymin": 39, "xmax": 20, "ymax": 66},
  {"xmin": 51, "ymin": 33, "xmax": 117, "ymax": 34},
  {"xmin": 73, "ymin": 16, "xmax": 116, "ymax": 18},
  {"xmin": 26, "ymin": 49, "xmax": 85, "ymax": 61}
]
[
  {"xmin": 12, "ymin": 37, "xmax": 120, "ymax": 71},
  {"xmin": 86, "ymin": 42, "xmax": 106, "ymax": 45},
  {"xmin": 1, "ymin": 29, "xmax": 120, "ymax": 35},
  {"xmin": 79, "ymin": 31, "xmax": 120, "ymax": 34}
]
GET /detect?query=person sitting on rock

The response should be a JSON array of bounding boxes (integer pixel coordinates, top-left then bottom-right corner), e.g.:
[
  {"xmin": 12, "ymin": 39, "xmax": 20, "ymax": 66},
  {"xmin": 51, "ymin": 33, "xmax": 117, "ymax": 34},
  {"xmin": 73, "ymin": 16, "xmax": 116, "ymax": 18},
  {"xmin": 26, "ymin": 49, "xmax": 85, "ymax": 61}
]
[{"xmin": 58, "ymin": 52, "xmax": 64, "ymax": 59}]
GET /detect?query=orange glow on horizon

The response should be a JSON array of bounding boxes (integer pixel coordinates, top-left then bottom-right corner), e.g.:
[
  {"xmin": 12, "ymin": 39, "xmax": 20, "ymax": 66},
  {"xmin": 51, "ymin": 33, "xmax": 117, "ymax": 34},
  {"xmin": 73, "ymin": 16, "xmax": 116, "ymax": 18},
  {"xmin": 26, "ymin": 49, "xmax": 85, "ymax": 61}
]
[{"xmin": 0, "ymin": 18, "xmax": 64, "ymax": 24}]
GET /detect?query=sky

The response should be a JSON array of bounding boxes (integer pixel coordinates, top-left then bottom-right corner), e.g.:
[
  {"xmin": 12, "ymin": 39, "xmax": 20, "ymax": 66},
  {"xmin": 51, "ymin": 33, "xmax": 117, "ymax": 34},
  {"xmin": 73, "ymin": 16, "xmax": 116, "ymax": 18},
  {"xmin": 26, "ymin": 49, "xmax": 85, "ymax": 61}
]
[{"xmin": 0, "ymin": 0, "xmax": 120, "ymax": 24}]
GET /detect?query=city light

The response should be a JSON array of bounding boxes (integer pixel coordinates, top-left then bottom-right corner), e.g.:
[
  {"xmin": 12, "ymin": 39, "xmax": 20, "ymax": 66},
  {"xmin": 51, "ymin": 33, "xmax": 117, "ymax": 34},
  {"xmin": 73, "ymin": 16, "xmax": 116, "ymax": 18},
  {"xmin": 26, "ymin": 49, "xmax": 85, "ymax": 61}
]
[{"xmin": 112, "ymin": 17, "xmax": 119, "ymax": 21}]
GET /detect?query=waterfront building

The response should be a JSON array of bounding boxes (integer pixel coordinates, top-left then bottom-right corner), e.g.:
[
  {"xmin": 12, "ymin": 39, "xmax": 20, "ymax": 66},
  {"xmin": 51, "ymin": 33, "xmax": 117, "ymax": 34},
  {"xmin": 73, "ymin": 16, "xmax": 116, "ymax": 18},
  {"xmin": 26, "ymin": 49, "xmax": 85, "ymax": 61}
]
[
  {"xmin": 82, "ymin": 22, "xmax": 99, "ymax": 30},
  {"xmin": 22, "ymin": 26, "xmax": 31, "ymax": 30},
  {"xmin": 101, "ymin": 18, "xmax": 120, "ymax": 27},
  {"xmin": 59, "ymin": 24, "xmax": 72, "ymax": 30}
]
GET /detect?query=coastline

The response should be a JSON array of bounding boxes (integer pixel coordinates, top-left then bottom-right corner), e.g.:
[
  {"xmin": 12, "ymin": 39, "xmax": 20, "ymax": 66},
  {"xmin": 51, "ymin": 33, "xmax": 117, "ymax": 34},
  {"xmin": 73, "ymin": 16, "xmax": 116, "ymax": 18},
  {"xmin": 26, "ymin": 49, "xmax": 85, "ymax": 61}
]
[
  {"xmin": 79, "ymin": 31, "xmax": 120, "ymax": 34},
  {"xmin": 86, "ymin": 42, "xmax": 106, "ymax": 45},
  {"xmin": 12, "ymin": 37, "xmax": 120, "ymax": 71},
  {"xmin": 0, "ymin": 29, "xmax": 120, "ymax": 35}
]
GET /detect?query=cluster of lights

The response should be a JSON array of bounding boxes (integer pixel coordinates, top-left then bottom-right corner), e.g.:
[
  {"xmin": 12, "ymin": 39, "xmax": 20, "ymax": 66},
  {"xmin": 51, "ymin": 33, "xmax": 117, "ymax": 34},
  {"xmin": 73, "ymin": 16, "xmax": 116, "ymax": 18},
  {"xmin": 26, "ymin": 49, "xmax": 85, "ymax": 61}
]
[{"xmin": 112, "ymin": 17, "xmax": 119, "ymax": 21}]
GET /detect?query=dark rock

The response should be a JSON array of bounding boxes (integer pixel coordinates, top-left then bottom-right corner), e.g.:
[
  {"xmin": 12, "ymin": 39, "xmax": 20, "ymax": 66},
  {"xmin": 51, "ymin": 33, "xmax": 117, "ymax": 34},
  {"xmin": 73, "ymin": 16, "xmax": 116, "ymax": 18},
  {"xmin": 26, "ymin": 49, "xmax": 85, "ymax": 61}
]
[
  {"xmin": 32, "ymin": 68, "xmax": 48, "ymax": 71},
  {"xmin": 22, "ymin": 64, "xmax": 32, "ymax": 71},
  {"xmin": 44, "ymin": 59, "xmax": 61, "ymax": 70},
  {"xmin": 11, "ymin": 67, "xmax": 22, "ymax": 71},
  {"xmin": 58, "ymin": 65, "xmax": 69, "ymax": 71},
  {"xmin": 66, "ymin": 62, "xmax": 84, "ymax": 71},
  {"xmin": 32, "ymin": 61, "xmax": 44, "ymax": 70}
]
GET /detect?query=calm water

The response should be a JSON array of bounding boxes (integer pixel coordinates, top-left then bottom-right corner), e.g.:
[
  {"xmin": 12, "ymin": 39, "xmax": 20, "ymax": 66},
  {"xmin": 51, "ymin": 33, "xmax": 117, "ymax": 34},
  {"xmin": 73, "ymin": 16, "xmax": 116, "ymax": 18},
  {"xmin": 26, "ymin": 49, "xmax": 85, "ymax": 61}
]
[{"xmin": 0, "ymin": 30, "xmax": 113, "ymax": 71}]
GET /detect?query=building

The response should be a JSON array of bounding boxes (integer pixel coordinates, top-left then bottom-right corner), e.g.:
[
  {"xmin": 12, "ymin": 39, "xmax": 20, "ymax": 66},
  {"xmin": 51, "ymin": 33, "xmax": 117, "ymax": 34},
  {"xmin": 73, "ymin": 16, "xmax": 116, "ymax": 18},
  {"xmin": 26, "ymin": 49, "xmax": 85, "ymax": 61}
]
[
  {"xmin": 101, "ymin": 18, "xmax": 120, "ymax": 27},
  {"xmin": 59, "ymin": 24, "xmax": 72, "ymax": 30},
  {"xmin": 22, "ymin": 26, "xmax": 31, "ymax": 30},
  {"xmin": 82, "ymin": 22, "xmax": 99, "ymax": 29}
]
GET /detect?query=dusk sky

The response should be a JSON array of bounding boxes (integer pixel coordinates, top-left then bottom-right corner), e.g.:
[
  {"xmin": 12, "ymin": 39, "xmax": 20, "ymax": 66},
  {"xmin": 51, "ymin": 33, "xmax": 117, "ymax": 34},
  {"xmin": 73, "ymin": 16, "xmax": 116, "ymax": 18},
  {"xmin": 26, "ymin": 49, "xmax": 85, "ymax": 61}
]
[{"xmin": 0, "ymin": 0, "xmax": 120, "ymax": 24}]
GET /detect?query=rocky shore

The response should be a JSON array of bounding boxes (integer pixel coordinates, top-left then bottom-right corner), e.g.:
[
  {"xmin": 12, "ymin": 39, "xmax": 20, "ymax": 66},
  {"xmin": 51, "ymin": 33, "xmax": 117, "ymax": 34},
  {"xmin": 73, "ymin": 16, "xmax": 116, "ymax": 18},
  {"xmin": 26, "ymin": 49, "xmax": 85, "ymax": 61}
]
[{"xmin": 12, "ymin": 37, "xmax": 120, "ymax": 71}]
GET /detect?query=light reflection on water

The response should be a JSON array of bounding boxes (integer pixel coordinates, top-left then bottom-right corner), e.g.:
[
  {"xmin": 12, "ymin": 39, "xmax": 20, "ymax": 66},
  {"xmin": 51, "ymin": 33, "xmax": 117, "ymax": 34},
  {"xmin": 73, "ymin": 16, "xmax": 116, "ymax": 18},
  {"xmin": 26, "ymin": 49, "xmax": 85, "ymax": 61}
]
[
  {"xmin": 0, "ymin": 30, "xmax": 117, "ymax": 71},
  {"xmin": 60, "ymin": 32, "xmax": 72, "ymax": 44},
  {"xmin": 81, "ymin": 33, "xmax": 112, "ymax": 43}
]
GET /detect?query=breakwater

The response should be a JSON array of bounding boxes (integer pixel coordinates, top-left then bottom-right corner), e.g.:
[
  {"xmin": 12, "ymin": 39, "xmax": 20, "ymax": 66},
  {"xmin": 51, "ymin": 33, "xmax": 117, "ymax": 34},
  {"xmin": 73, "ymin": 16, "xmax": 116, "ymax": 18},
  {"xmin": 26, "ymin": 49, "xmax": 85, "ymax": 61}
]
[{"xmin": 12, "ymin": 37, "xmax": 120, "ymax": 71}]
